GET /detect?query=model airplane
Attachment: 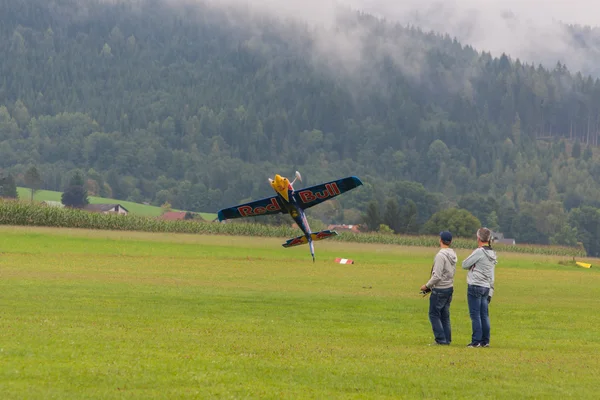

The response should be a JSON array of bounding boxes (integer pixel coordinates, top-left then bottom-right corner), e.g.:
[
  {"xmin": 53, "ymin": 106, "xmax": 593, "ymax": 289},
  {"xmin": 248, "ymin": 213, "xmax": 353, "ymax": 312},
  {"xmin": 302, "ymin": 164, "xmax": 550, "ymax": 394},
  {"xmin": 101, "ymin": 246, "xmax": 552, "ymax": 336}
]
[{"xmin": 217, "ymin": 172, "xmax": 363, "ymax": 261}]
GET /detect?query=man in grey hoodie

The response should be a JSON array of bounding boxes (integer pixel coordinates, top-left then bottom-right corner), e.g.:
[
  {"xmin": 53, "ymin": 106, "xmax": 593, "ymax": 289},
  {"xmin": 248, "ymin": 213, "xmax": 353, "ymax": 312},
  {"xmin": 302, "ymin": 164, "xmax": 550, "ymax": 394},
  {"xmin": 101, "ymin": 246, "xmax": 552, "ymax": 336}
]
[
  {"xmin": 420, "ymin": 231, "xmax": 457, "ymax": 345},
  {"xmin": 462, "ymin": 227, "xmax": 498, "ymax": 348}
]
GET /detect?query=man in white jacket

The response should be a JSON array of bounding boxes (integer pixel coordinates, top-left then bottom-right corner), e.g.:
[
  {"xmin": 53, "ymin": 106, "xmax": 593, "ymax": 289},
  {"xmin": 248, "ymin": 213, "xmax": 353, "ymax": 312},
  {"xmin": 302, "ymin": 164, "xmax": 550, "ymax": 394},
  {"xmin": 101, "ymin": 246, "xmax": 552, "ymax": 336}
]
[
  {"xmin": 462, "ymin": 227, "xmax": 498, "ymax": 348},
  {"xmin": 421, "ymin": 231, "xmax": 457, "ymax": 345}
]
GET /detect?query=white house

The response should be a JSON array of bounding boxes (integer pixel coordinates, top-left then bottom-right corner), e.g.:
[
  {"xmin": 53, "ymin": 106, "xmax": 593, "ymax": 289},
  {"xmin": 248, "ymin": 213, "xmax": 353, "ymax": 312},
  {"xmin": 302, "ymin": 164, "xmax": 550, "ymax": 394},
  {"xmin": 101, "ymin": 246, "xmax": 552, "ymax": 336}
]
[
  {"xmin": 83, "ymin": 204, "xmax": 129, "ymax": 215},
  {"xmin": 41, "ymin": 201, "xmax": 65, "ymax": 208}
]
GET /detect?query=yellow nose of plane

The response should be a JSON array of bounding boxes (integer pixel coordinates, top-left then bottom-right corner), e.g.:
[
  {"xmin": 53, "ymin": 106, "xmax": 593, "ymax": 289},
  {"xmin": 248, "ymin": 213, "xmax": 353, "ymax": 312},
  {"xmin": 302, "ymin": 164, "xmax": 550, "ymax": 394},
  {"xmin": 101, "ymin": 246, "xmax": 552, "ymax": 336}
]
[
  {"xmin": 274, "ymin": 174, "xmax": 286, "ymax": 189},
  {"xmin": 270, "ymin": 174, "xmax": 290, "ymax": 202}
]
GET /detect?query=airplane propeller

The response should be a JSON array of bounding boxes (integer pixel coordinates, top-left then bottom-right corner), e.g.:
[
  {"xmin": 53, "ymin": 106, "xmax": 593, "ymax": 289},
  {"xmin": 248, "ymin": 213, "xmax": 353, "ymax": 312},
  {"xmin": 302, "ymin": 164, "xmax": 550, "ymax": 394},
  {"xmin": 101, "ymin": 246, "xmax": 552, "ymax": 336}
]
[{"xmin": 291, "ymin": 170, "xmax": 302, "ymax": 186}]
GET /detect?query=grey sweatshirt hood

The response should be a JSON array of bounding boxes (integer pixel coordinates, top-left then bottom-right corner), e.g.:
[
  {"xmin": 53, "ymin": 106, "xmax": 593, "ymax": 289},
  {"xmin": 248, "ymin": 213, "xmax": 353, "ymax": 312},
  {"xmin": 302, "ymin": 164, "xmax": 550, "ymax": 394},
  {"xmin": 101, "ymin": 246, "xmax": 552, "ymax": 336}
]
[
  {"xmin": 462, "ymin": 246, "xmax": 497, "ymax": 297},
  {"xmin": 426, "ymin": 247, "xmax": 457, "ymax": 290},
  {"xmin": 440, "ymin": 248, "xmax": 458, "ymax": 264},
  {"xmin": 481, "ymin": 247, "xmax": 497, "ymax": 263}
]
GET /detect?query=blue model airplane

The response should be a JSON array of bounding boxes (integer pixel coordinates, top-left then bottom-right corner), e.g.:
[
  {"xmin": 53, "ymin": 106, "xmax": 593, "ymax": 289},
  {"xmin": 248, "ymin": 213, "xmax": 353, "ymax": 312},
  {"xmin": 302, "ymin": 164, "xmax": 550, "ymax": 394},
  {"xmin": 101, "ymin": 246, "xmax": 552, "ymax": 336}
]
[{"xmin": 217, "ymin": 171, "xmax": 363, "ymax": 262}]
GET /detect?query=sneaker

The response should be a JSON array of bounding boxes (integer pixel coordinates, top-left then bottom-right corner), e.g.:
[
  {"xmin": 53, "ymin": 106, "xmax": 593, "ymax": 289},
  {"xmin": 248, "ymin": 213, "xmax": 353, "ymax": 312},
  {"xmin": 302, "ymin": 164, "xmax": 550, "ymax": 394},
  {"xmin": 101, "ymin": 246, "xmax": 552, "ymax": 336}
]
[
  {"xmin": 467, "ymin": 342, "xmax": 481, "ymax": 348},
  {"xmin": 482, "ymin": 343, "xmax": 490, "ymax": 348}
]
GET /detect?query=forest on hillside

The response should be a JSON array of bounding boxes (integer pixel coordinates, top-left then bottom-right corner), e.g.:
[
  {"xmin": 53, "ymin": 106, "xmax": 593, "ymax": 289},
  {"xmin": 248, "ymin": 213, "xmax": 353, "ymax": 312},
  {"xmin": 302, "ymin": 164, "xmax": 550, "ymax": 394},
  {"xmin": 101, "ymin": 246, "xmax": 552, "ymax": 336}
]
[{"xmin": 1, "ymin": 0, "xmax": 600, "ymax": 255}]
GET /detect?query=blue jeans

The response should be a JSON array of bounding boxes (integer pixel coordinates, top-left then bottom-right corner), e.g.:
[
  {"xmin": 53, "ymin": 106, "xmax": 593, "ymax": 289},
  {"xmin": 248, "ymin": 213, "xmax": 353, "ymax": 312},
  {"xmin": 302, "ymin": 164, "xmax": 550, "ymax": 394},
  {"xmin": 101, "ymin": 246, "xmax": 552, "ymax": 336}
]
[
  {"xmin": 429, "ymin": 287, "xmax": 453, "ymax": 344},
  {"xmin": 467, "ymin": 284, "xmax": 490, "ymax": 345}
]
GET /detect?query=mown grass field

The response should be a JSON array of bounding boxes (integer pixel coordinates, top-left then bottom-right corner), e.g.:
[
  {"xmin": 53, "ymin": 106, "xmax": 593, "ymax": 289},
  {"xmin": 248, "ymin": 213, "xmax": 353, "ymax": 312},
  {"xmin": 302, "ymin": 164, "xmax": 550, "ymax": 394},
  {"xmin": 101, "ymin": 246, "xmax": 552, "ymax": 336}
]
[
  {"xmin": 1, "ymin": 226, "xmax": 599, "ymax": 399},
  {"xmin": 15, "ymin": 187, "xmax": 217, "ymax": 220}
]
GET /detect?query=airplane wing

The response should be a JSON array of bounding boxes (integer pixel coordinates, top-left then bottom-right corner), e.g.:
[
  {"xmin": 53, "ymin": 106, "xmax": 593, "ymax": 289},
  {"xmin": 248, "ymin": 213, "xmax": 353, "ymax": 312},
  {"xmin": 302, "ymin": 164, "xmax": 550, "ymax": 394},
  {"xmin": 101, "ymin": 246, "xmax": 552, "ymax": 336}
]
[
  {"xmin": 217, "ymin": 195, "xmax": 286, "ymax": 221},
  {"xmin": 295, "ymin": 176, "xmax": 363, "ymax": 210}
]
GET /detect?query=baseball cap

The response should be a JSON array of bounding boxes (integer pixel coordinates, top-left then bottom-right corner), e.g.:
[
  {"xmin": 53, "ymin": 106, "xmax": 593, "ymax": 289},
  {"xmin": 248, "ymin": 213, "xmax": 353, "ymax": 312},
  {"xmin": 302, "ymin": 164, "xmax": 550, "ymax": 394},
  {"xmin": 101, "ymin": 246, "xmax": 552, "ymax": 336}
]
[{"xmin": 440, "ymin": 231, "xmax": 452, "ymax": 243}]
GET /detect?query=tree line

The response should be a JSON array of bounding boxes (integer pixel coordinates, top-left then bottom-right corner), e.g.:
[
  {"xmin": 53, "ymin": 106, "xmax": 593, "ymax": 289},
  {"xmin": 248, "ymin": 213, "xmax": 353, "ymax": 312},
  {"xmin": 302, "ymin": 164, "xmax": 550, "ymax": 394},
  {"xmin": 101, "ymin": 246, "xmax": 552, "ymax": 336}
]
[
  {"xmin": 1, "ymin": 166, "xmax": 90, "ymax": 208},
  {"xmin": 4, "ymin": 166, "xmax": 599, "ymax": 257}
]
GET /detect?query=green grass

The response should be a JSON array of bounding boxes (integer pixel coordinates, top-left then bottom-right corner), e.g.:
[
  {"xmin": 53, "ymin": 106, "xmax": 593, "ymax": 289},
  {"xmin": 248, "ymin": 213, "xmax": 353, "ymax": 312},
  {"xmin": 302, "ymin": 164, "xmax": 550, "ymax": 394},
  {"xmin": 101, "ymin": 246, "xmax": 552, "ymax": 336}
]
[
  {"xmin": 16, "ymin": 187, "xmax": 217, "ymax": 220},
  {"xmin": 1, "ymin": 226, "xmax": 599, "ymax": 399}
]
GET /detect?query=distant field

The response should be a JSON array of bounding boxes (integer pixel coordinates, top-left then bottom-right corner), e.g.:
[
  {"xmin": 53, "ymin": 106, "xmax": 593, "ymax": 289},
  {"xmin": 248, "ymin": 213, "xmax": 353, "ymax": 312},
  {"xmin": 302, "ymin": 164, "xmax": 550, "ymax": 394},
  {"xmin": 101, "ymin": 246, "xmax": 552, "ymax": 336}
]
[
  {"xmin": 1, "ymin": 225, "xmax": 598, "ymax": 399},
  {"xmin": 16, "ymin": 187, "xmax": 217, "ymax": 220}
]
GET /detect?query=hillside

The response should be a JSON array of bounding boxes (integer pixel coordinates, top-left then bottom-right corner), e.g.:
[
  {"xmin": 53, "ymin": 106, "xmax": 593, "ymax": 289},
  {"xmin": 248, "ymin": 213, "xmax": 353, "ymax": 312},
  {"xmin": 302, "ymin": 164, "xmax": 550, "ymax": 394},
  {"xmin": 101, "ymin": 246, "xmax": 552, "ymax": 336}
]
[
  {"xmin": 1, "ymin": 0, "xmax": 600, "ymax": 254},
  {"xmin": 15, "ymin": 187, "xmax": 217, "ymax": 220}
]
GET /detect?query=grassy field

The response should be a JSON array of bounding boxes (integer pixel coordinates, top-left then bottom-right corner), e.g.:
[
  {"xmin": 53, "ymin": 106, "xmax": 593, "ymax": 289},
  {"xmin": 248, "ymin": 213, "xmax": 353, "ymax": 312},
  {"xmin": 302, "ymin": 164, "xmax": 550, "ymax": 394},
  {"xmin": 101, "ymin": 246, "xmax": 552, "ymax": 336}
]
[
  {"xmin": 16, "ymin": 187, "xmax": 217, "ymax": 220},
  {"xmin": 1, "ymin": 226, "xmax": 599, "ymax": 399}
]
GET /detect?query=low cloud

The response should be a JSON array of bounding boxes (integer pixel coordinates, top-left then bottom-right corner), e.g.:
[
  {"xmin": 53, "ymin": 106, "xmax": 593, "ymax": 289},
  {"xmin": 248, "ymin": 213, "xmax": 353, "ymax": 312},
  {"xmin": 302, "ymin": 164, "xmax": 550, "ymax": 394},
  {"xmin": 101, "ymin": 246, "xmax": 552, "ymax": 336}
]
[
  {"xmin": 205, "ymin": 0, "xmax": 600, "ymax": 77},
  {"xmin": 353, "ymin": 0, "xmax": 600, "ymax": 73}
]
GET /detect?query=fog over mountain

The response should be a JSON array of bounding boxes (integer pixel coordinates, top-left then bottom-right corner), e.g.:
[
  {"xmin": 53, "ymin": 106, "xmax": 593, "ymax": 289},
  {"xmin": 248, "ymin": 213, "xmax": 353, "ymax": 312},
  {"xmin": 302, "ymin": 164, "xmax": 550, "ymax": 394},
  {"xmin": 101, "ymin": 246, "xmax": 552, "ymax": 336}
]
[{"xmin": 201, "ymin": 0, "xmax": 600, "ymax": 77}]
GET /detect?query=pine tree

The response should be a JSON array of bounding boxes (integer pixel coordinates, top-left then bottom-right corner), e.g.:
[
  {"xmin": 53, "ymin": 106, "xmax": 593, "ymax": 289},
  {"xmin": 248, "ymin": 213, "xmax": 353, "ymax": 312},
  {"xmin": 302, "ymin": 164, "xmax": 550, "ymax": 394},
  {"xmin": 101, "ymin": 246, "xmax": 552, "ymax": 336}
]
[
  {"xmin": 583, "ymin": 145, "xmax": 593, "ymax": 161},
  {"xmin": 383, "ymin": 198, "xmax": 402, "ymax": 234},
  {"xmin": 24, "ymin": 166, "xmax": 42, "ymax": 202},
  {"xmin": 61, "ymin": 186, "xmax": 89, "ymax": 208},
  {"xmin": 399, "ymin": 200, "xmax": 419, "ymax": 234},
  {"xmin": 0, "ymin": 174, "xmax": 18, "ymax": 199},
  {"xmin": 61, "ymin": 171, "xmax": 89, "ymax": 208},
  {"xmin": 572, "ymin": 140, "xmax": 581, "ymax": 158},
  {"xmin": 363, "ymin": 201, "xmax": 381, "ymax": 232}
]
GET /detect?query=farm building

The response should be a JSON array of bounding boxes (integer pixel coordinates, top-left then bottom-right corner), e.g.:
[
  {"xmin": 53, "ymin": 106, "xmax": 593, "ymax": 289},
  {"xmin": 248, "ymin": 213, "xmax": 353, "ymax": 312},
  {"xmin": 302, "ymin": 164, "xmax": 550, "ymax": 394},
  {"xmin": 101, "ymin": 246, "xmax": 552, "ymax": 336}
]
[
  {"xmin": 41, "ymin": 201, "xmax": 65, "ymax": 208},
  {"xmin": 491, "ymin": 230, "xmax": 516, "ymax": 245},
  {"xmin": 161, "ymin": 211, "xmax": 199, "ymax": 220},
  {"xmin": 495, "ymin": 238, "xmax": 516, "ymax": 245},
  {"xmin": 327, "ymin": 224, "xmax": 362, "ymax": 233},
  {"xmin": 84, "ymin": 204, "xmax": 129, "ymax": 215}
]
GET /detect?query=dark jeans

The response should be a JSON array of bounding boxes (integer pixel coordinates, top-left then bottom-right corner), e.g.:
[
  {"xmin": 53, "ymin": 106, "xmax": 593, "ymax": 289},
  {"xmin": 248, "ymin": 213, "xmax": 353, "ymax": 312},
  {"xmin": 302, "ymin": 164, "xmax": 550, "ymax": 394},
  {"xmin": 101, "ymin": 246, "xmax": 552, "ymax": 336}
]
[
  {"xmin": 428, "ymin": 287, "xmax": 453, "ymax": 344},
  {"xmin": 467, "ymin": 284, "xmax": 490, "ymax": 345}
]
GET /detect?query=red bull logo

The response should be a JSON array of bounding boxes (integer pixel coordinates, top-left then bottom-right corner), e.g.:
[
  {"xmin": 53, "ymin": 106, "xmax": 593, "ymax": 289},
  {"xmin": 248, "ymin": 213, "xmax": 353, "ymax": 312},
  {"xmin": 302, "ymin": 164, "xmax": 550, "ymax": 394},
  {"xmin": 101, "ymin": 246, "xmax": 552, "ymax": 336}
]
[
  {"xmin": 315, "ymin": 231, "xmax": 334, "ymax": 239},
  {"xmin": 238, "ymin": 198, "xmax": 281, "ymax": 217},
  {"xmin": 298, "ymin": 183, "xmax": 340, "ymax": 204},
  {"xmin": 288, "ymin": 237, "xmax": 305, "ymax": 246}
]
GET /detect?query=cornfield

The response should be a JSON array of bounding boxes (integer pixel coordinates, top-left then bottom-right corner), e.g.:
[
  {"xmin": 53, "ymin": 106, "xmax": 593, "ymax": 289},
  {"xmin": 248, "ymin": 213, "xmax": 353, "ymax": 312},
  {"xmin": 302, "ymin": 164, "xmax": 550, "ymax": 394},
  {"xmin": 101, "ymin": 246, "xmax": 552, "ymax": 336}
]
[
  {"xmin": 331, "ymin": 232, "xmax": 587, "ymax": 257},
  {"xmin": 0, "ymin": 199, "xmax": 587, "ymax": 257}
]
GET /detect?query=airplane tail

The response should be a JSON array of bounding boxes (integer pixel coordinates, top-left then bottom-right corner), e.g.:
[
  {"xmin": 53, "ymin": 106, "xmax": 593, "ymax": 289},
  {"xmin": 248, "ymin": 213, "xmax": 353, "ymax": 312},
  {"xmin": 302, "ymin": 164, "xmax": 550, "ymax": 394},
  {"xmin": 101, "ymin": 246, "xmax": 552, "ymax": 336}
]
[
  {"xmin": 282, "ymin": 230, "xmax": 337, "ymax": 262},
  {"xmin": 281, "ymin": 230, "xmax": 338, "ymax": 248}
]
